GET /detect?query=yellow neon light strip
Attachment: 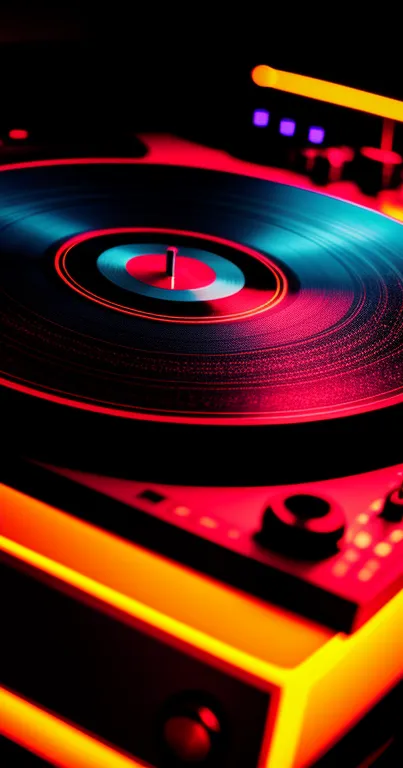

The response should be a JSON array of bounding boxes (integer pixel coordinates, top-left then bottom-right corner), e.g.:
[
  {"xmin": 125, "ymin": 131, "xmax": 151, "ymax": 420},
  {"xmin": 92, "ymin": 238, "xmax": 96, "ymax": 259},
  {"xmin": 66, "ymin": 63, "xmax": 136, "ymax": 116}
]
[
  {"xmin": 251, "ymin": 65, "xmax": 403, "ymax": 122},
  {"xmin": 0, "ymin": 535, "xmax": 284, "ymax": 687},
  {"xmin": 1, "ymin": 483, "xmax": 331, "ymax": 671},
  {"xmin": 0, "ymin": 687, "xmax": 146, "ymax": 768}
]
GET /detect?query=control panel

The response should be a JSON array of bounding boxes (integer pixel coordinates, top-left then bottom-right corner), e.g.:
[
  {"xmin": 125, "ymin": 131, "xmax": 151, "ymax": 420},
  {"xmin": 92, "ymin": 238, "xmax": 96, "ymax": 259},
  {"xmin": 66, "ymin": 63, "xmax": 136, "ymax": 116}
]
[{"xmin": 40, "ymin": 462, "xmax": 403, "ymax": 633}]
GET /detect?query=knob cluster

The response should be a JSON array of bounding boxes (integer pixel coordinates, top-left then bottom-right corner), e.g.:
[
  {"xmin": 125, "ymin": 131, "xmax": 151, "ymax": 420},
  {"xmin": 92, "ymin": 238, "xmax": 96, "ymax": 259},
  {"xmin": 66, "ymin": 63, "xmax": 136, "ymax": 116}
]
[
  {"xmin": 257, "ymin": 493, "xmax": 346, "ymax": 559},
  {"xmin": 296, "ymin": 145, "xmax": 403, "ymax": 196}
]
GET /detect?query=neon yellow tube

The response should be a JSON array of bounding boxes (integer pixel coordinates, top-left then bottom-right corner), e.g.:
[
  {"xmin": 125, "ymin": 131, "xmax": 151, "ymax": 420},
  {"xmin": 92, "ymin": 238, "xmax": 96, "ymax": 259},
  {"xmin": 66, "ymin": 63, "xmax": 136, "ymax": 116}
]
[{"xmin": 252, "ymin": 65, "xmax": 403, "ymax": 122}]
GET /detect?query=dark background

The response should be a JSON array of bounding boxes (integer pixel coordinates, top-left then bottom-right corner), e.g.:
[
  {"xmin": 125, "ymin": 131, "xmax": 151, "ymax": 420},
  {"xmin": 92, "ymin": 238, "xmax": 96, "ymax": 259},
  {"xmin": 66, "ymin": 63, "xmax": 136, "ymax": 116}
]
[{"xmin": 0, "ymin": 4, "xmax": 400, "ymax": 146}]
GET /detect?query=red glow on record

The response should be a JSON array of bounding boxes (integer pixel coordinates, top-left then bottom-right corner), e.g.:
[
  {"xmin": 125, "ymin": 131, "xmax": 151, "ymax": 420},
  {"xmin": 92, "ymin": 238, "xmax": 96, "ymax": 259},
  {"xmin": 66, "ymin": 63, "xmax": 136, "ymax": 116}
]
[
  {"xmin": 55, "ymin": 226, "xmax": 286, "ymax": 325},
  {"xmin": 126, "ymin": 254, "xmax": 216, "ymax": 290},
  {"xmin": 9, "ymin": 128, "xmax": 28, "ymax": 140}
]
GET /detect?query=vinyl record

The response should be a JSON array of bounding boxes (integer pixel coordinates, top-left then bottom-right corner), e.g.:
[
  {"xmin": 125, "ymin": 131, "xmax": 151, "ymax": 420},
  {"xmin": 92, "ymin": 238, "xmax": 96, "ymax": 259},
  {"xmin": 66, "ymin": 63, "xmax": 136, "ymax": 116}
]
[{"xmin": 1, "ymin": 157, "xmax": 403, "ymax": 483}]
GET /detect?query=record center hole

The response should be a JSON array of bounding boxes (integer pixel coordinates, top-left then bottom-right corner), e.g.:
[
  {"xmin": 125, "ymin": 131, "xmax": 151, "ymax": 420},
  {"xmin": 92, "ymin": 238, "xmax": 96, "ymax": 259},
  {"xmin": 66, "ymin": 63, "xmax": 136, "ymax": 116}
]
[{"xmin": 285, "ymin": 494, "xmax": 330, "ymax": 519}]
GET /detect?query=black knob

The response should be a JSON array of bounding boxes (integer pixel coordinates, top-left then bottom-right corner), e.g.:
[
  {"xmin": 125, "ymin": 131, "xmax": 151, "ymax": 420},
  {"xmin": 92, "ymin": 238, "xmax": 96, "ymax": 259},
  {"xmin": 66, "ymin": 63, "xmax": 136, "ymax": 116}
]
[
  {"xmin": 356, "ymin": 147, "xmax": 402, "ymax": 196},
  {"xmin": 257, "ymin": 493, "xmax": 345, "ymax": 559},
  {"xmin": 380, "ymin": 487, "xmax": 403, "ymax": 523},
  {"xmin": 159, "ymin": 695, "xmax": 223, "ymax": 765}
]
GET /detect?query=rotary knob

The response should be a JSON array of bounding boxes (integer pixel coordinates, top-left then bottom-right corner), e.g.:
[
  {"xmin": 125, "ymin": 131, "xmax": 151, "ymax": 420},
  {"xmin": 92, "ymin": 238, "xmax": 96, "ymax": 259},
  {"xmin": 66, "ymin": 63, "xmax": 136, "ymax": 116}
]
[
  {"xmin": 257, "ymin": 493, "xmax": 346, "ymax": 559},
  {"xmin": 380, "ymin": 485, "xmax": 403, "ymax": 523},
  {"xmin": 159, "ymin": 695, "xmax": 223, "ymax": 765},
  {"xmin": 356, "ymin": 147, "xmax": 402, "ymax": 196}
]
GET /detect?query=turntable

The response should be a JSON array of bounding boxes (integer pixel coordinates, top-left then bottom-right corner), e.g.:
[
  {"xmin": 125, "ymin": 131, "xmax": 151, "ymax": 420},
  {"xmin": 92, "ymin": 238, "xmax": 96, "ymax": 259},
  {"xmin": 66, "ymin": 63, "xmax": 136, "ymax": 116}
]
[{"xmin": 0, "ymin": 47, "xmax": 403, "ymax": 768}]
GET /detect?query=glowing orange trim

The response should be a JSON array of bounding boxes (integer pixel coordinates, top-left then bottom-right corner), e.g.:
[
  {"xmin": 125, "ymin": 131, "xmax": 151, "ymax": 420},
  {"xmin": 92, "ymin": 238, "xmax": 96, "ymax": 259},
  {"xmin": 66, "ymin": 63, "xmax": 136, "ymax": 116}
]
[
  {"xmin": 381, "ymin": 202, "xmax": 403, "ymax": 222},
  {"xmin": 251, "ymin": 65, "xmax": 403, "ymax": 122},
  {"xmin": 0, "ymin": 534, "xmax": 284, "ymax": 687},
  {"xmin": 289, "ymin": 587, "xmax": 403, "ymax": 767},
  {"xmin": 264, "ymin": 684, "xmax": 308, "ymax": 768},
  {"xmin": 0, "ymin": 484, "xmax": 331, "ymax": 671},
  {"xmin": 0, "ymin": 687, "xmax": 145, "ymax": 768}
]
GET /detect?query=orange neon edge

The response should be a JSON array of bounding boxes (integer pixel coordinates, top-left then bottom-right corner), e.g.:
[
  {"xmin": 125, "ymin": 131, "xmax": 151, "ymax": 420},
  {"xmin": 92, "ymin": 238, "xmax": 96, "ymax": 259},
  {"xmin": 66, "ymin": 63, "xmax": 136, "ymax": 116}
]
[{"xmin": 0, "ymin": 687, "xmax": 144, "ymax": 768}]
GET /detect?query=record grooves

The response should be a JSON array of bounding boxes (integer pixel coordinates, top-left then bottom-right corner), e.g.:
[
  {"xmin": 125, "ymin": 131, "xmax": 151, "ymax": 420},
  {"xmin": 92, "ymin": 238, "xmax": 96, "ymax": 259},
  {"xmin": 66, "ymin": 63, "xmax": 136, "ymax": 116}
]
[{"xmin": 1, "ymin": 157, "xmax": 403, "ymax": 484}]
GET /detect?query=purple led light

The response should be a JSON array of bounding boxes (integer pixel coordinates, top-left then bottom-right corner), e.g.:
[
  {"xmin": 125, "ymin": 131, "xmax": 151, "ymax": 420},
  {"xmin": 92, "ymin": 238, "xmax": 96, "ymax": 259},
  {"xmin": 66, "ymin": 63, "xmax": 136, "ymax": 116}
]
[
  {"xmin": 308, "ymin": 126, "xmax": 325, "ymax": 144},
  {"xmin": 279, "ymin": 118, "xmax": 296, "ymax": 137},
  {"xmin": 253, "ymin": 109, "xmax": 270, "ymax": 127}
]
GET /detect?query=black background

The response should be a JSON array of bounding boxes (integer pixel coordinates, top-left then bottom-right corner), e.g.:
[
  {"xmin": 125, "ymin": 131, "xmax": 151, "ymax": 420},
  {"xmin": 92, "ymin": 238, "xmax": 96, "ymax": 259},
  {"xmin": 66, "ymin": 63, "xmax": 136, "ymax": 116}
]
[{"xmin": 0, "ymin": 4, "xmax": 400, "ymax": 145}]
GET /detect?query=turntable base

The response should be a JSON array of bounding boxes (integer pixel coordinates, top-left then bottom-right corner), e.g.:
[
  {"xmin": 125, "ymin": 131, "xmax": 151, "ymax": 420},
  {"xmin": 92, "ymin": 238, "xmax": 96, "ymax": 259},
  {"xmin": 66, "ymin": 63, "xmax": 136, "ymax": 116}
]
[{"xmin": 1, "ymin": 481, "xmax": 402, "ymax": 768}]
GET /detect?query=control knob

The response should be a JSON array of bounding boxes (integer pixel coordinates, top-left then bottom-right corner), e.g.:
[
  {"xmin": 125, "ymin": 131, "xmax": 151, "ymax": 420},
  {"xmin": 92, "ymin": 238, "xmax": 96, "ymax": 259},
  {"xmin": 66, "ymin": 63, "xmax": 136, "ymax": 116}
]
[
  {"xmin": 380, "ymin": 484, "xmax": 403, "ymax": 523},
  {"xmin": 257, "ymin": 493, "xmax": 346, "ymax": 559}
]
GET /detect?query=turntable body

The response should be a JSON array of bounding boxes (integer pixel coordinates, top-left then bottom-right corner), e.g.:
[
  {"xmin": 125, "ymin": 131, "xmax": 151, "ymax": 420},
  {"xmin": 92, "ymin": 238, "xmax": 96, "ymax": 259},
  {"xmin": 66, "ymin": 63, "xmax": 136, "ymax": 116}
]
[{"xmin": 1, "ymin": 135, "xmax": 403, "ymax": 767}]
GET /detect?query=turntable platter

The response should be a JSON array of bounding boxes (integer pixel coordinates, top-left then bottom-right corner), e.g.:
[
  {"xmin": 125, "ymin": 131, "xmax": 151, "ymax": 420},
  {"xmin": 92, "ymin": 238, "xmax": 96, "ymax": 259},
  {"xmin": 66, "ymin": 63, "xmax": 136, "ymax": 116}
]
[{"xmin": 1, "ymin": 158, "xmax": 403, "ymax": 483}]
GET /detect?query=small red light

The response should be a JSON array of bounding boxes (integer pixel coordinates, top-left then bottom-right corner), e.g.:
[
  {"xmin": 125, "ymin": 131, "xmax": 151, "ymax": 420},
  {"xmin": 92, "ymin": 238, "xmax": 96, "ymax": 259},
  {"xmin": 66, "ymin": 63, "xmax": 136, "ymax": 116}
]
[
  {"xmin": 163, "ymin": 716, "xmax": 211, "ymax": 762},
  {"xmin": 302, "ymin": 148, "xmax": 320, "ymax": 160},
  {"xmin": 198, "ymin": 706, "xmax": 221, "ymax": 733},
  {"xmin": 9, "ymin": 129, "xmax": 29, "ymax": 141}
]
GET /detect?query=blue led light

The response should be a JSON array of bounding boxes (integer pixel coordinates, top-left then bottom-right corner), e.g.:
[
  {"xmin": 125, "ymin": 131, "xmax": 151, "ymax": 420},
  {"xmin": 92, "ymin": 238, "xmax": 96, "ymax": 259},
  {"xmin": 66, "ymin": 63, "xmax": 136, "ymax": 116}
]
[
  {"xmin": 253, "ymin": 109, "xmax": 270, "ymax": 127},
  {"xmin": 308, "ymin": 126, "xmax": 325, "ymax": 144},
  {"xmin": 279, "ymin": 118, "xmax": 296, "ymax": 137}
]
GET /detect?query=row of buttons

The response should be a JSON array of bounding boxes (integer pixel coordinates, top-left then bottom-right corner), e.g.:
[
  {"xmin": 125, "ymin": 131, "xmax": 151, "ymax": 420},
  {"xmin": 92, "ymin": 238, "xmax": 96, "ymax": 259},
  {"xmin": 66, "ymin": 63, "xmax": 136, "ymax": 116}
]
[
  {"xmin": 137, "ymin": 486, "xmax": 403, "ymax": 564},
  {"xmin": 136, "ymin": 489, "xmax": 243, "ymax": 542}
]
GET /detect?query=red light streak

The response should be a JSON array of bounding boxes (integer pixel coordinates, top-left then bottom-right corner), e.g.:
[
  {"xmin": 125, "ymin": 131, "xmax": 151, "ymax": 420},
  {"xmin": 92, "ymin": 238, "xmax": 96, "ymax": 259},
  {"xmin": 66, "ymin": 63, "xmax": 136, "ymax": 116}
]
[{"xmin": 9, "ymin": 129, "xmax": 29, "ymax": 140}]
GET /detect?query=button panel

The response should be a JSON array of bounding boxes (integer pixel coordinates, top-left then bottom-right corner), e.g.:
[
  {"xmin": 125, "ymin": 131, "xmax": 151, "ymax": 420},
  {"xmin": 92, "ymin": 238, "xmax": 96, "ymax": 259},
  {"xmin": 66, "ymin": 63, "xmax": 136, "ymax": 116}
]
[{"xmin": 44, "ymin": 462, "xmax": 403, "ymax": 633}]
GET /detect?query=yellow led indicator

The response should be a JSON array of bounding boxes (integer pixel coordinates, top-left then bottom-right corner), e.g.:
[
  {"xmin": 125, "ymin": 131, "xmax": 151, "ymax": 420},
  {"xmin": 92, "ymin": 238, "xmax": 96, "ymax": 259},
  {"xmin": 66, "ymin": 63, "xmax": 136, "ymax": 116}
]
[
  {"xmin": 365, "ymin": 559, "xmax": 380, "ymax": 572},
  {"xmin": 344, "ymin": 549, "xmax": 360, "ymax": 563},
  {"xmin": 369, "ymin": 499, "xmax": 384, "ymax": 512},
  {"xmin": 200, "ymin": 516, "xmax": 218, "ymax": 529},
  {"xmin": 374, "ymin": 542, "xmax": 393, "ymax": 557},
  {"xmin": 389, "ymin": 530, "xmax": 403, "ymax": 544},
  {"xmin": 174, "ymin": 506, "xmax": 191, "ymax": 517},
  {"xmin": 358, "ymin": 569, "xmax": 373, "ymax": 582},
  {"xmin": 354, "ymin": 532, "xmax": 373, "ymax": 549},
  {"xmin": 251, "ymin": 65, "xmax": 403, "ymax": 122},
  {"xmin": 356, "ymin": 513, "xmax": 369, "ymax": 524},
  {"xmin": 332, "ymin": 562, "xmax": 349, "ymax": 577}
]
